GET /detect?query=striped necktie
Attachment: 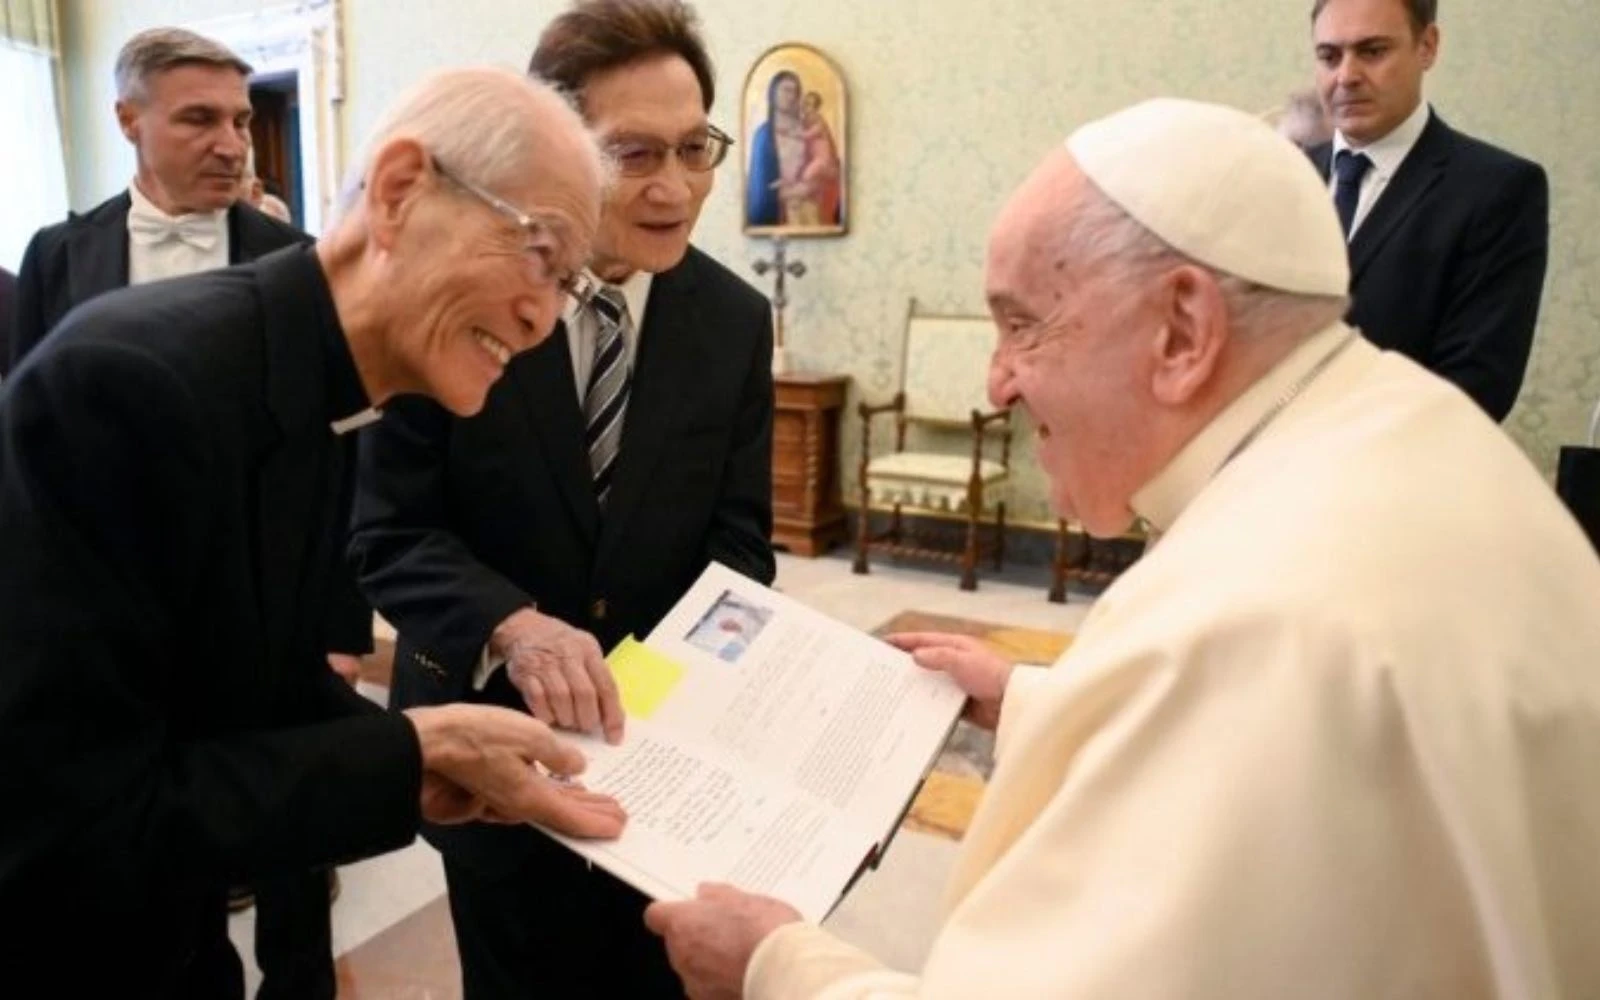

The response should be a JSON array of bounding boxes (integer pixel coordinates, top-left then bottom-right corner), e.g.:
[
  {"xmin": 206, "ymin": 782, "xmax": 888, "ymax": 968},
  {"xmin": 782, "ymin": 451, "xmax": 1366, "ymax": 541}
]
[{"xmin": 583, "ymin": 285, "xmax": 632, "ymax": 505}]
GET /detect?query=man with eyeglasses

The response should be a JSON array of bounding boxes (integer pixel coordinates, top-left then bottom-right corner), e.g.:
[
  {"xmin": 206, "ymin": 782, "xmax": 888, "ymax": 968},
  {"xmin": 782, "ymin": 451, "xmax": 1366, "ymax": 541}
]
[
  {"xmin": 6, "ymin": 27, "xmax": 376, "ymax": 999},
  {"xmin": 0, "ymin": 67, "xmax": 628, "ymax": 997},
  {"xmin": 349, "ymin": 1, "xmax": 775, "ymax": 996}
]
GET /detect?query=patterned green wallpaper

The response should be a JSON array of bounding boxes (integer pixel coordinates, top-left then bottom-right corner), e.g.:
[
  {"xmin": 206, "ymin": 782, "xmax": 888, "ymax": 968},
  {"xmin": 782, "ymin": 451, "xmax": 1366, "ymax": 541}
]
[{"xmin": 62, "ymin": 0, "xmax": 1600, "ymax": 525}]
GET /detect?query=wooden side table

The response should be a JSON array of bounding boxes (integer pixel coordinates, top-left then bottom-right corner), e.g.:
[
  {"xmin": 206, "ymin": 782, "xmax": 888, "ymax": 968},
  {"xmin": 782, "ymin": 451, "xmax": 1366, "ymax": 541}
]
[{"xmin": 772, "ymin": 373, "xmax": 850, "ymax": 556}]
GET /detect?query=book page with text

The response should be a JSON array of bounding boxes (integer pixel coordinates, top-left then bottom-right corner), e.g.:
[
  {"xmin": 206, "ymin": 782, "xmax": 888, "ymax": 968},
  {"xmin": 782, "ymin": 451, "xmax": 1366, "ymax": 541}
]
[
  {"xmin": 643, "ymin": 563, "xmax": 965, "ymax": 845},
  {"xmin": 545, "ymin": 724, "xmax": 875, "ymax": 922},
  {"xmin": 535, "ymin": 562, "xmax": 964, "ymax": 920}
]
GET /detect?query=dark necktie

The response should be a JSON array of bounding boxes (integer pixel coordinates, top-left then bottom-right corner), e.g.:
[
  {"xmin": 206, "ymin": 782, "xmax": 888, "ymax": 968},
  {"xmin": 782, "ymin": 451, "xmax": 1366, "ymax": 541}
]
[
  {"xmin": 583, "ymin": 286, "xmax": 632, "ymax": 506},
  {"xmin": 1333, "ymin": 149, "xmax": 1373, "ymax": 239}
]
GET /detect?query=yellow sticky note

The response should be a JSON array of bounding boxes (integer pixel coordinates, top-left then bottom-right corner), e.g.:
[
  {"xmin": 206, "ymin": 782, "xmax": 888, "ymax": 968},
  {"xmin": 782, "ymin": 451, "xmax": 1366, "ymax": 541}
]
[{"xmin": 606, "ymin": 636, "xmax": 686, "ymax": 720}]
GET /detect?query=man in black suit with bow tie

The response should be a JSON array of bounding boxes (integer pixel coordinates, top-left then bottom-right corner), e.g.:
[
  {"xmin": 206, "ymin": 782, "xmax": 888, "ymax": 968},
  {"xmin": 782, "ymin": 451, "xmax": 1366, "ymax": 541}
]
[
  {"xmin": 6, "ymin": 28, "xmax": 308, "ymax": 374},
  {"xmin": 2, "ymin": 27, "xmax": 369, "ymax": 998},
  {"xmin": 1307, "ymin": 0, "xmax": 1548, "ymax": 422}
]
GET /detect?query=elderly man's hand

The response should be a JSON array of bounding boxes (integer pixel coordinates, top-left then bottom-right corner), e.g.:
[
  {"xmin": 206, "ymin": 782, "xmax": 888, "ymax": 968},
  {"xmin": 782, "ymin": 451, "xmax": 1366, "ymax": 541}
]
[
  {"xmin": 887, "ymin": 631, "xmax": 1014, "ymax": 730},
  {"xmin": 644, "ymin": 884, "xmax": 803, "ymax": 1000},
  {"xmin": 492, "ymin": 607, "xmax": 625, "ymax": 744},
  {"xmin": 404, "ymin": 703, "xmax": 626, "ymax": 837}
]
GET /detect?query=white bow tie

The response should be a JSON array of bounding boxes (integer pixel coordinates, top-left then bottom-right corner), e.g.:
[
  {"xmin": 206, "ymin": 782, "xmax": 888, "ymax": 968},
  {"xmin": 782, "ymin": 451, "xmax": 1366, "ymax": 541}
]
[{"xmin": 128, "ymin": 206, "xmax": 223, "ymax": 251}]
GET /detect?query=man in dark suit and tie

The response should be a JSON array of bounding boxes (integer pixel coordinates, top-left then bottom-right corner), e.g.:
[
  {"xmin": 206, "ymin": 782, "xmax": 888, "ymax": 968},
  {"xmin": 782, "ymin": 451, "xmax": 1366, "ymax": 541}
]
[
  {"xmin": 349, "ymin": 2, "xmax": 775, "ymax": 996},
  {"xmin": 0, "ymin": 66, "xmax": 626, "ymax": 999},
  {"xmin": 1307, "ymin": 0, "xmax": 1549, "ymax": 422},
  {"xmin": 2, "ymin": 28, "xmax": 368, "ymax": 996}
]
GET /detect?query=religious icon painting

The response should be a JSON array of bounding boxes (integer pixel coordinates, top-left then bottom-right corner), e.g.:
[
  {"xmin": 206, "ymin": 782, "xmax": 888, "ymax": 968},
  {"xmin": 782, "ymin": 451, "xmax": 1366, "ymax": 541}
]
[{"xmin": 741, "ymin": 43, "xmax": 848, "ymax": 237}]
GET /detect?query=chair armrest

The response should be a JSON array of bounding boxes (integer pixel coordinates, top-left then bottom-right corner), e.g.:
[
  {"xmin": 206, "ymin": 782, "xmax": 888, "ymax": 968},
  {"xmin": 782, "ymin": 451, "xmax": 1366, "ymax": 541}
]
[
  {"xmin": 858, "ymin": 392, "xmax": 909, "ymax": 465},
  {"xmin": 970, "ymin": 407, "xmax": 1010, "ymax": 429},
  {"xmin": 858, "ymin": 393, "xmax": 906, "ymax": 420},
  {"xmin": 969, "ymin": 407, "xmax": 1015, "ymax": 470}
]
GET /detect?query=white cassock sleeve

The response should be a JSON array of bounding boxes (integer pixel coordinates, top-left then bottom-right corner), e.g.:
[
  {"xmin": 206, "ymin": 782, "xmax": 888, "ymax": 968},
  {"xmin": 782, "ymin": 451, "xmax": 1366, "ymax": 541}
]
[{"xmin": 745, "ymin": 611, "xmax": 1499, "ymax": 998}]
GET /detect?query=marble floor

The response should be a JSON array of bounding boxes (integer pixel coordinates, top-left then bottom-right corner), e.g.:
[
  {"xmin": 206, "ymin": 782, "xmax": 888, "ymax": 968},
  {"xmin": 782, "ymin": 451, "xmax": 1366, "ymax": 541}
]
[{"xmin": 230, "ymin": 549, "xmax": 1099, "ymax": 996}]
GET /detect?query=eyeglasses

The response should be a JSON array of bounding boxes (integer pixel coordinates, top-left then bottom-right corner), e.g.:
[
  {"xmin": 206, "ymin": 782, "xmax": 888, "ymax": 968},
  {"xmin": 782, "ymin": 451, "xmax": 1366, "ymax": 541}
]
[
  {"xmin": 605, "ymin": 125, "xmax": 734, "ymax": 178},
  {"xmin": 431, "ymin": 155, "xmax": 597, "ymax": 308}
]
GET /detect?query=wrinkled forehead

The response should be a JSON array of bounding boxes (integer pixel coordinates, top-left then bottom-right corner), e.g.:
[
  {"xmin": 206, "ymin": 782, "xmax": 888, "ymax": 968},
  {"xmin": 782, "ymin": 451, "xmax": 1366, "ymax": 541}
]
[
  {"xmin": 511, "ymin": 174, "xmax": 601, "ymax": 263},
  {"xmin": 987, "ymin": 151, "xmax": 1087, "ymax": 286},
  {"xmin": 513, "ymin": 107, "xmax": 604, "ymax": 230}
]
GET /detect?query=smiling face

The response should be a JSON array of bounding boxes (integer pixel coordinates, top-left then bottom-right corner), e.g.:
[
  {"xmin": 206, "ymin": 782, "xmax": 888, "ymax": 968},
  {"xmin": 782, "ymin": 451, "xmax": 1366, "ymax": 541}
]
[
  {"xmin": 584, "ymin": 54, "xmax": 713, "ymax": 280},
  {"xmin": 374, "ymin": 143, "xmax": 600, "ymax": 417},
  {"xmin": 982, "ymin": 154, "xmax": 1171, "ymax": 537},
  {"xmin": 1313, "ymin": 0, "xmax": 1437, "ymax": 146},
  {"xmin": 117, "ymin": 63, "xmax": 253, "ymax": 214}
]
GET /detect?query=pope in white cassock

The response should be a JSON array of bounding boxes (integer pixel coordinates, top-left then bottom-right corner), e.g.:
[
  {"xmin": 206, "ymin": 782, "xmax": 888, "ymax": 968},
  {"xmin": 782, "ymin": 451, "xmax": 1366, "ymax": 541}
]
[{"xmin": 645, "ymin": 98, "xmax": 1600, "ymax": 998}]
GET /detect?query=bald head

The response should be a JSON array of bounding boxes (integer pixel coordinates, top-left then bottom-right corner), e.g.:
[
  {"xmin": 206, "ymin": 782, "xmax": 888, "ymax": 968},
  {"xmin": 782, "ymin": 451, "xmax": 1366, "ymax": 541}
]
[{"xmin": 343, "ymin": 68, "xmax": 603, "ymax": 223}]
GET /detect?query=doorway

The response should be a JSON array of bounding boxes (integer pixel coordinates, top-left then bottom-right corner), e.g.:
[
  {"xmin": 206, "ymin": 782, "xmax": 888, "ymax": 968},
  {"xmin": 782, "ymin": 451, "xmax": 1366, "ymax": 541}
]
[
  {"xmin": 186, "ymin": 0, "xmax": 343, "ymax": 234},
  {"xmin": 249, "ymin": 72, "xmax": 303, "ymax": 226}
]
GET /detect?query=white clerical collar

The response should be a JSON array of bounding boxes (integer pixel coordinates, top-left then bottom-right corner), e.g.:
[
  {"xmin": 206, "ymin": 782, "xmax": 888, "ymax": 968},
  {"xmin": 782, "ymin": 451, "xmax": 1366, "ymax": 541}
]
[
  {"xmin": 562, "ymin": 269, "xmax": 653, "ymax": 328},
  {"xmin": 330, "ymin": 408, "xmax": 382, "ymax": 436},
  {"xmin": 1130, "ymin": 321, "xmax": 1353, "ymax": 534},
  {"xmin": 1332, "ymin": 100, "xmax": 1430, "ymax": 181},
  {"xmin": 127, "ymin": 178, "xmax": 228, "ymax": 233}
]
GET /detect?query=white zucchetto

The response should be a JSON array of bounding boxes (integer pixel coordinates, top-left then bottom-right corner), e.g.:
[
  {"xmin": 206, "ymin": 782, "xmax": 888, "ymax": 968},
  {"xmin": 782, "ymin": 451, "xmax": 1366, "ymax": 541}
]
[{"xmin": 1067, "ymin": 98, "xmax": 1350, "ymax": 296}]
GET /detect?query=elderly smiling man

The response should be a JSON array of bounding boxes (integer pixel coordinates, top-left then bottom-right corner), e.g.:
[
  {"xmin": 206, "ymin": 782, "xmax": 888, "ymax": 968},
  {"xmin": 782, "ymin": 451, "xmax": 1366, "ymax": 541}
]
[
  {"xmin": 0, "ymin": 67, "xmax": 626, "ymax": 998},
  {"xmin": 644, "ymin": 98, "xmax": 1600, "ymax": 999}
]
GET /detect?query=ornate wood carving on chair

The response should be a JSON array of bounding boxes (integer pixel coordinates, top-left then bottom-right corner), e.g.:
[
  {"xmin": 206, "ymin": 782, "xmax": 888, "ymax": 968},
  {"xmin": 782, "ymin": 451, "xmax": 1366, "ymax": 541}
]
[{"xmin": 852, "ymin": 302, "xmax": 1011, "ymax": 590}]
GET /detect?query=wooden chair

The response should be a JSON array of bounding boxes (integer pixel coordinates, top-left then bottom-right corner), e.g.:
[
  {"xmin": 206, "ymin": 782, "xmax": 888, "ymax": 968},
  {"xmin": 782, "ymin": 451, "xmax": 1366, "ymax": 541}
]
[
  {"xmin": 1049, "ymin": 520, "xmax": 1149, "ymax": 602},
  {"xmin": 852, "ymin": 302, "xmax": 1011, "ymax": 590}
]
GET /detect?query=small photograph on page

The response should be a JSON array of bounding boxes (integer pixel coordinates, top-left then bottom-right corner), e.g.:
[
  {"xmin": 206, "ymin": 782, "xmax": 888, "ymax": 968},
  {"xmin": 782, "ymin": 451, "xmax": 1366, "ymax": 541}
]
[{"xmin": 684, "ymin": 589, "xmax": 773, "ymax": 663}]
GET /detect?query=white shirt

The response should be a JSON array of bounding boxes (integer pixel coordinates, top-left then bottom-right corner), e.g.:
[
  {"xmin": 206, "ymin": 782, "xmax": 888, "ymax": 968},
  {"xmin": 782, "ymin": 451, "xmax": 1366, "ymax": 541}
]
[
  {"xmin": 563, "ymin": 270, "xmax": 652, "ymax": 400},
  {"xmin": 1329, "ymin": 100, "xmax": 1430, "ymax": 240},
  {"xmin": 469, "ymin": 270, "xmax": 654, "ymax": 690},
  {"xmin": 331, "ymin": 409, "xmax": 381, "ymax": 436},
  {"xmin": 745, "ymin": 329, "xmax": 1600, "ymax": 999},
  {"xmin": 125, "ymin": 180, "xmax": 230, "ymax": 285}
]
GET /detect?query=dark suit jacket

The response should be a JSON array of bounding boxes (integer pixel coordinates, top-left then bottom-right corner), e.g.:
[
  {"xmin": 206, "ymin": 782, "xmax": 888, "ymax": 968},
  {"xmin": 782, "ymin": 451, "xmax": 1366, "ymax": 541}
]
[
  {"xmin": 7, "ymin": 190, "xmax": 305, "ymax": 371},
  {"xmin": 0, "ymin": 247, "xmax": 420, "ymax": 991},
  {"xmin": 1310, "ymin": 110, "xmax": 1549, "ymax": 421},
  {"xmin": 5, "ymin": 190, "xmax": 372, "ymax": 654},
  {"xmin": 350, "ymin": 245, "xmax": 775, "ymax": 867},
  {"xmin": 0, "ymin": 267, "xmax": 14, "ymax": 372}
]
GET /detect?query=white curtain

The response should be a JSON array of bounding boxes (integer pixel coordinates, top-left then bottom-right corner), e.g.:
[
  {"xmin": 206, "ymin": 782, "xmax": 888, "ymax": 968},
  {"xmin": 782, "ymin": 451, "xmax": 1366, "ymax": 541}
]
[{"xmin": 0, "ymin": 1, "xmax": 68, "ymax": 272}]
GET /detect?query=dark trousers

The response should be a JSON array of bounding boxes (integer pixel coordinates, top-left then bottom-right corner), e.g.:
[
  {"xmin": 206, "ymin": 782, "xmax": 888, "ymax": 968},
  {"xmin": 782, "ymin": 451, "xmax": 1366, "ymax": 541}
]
[
  {"xmin": 253, "ymin": 870, "xmax": 335, "ymax": 1000},
  {"xmin": 12, "ymin": 882, "xmax": 244, "ymax": 997},
  {"xmin": 443, "ymin": 842, "xmax": 684, "ymax": 999},
  {"xmin": 176, "ymin": 888, "xmax": 247, "ymax": 1000}
]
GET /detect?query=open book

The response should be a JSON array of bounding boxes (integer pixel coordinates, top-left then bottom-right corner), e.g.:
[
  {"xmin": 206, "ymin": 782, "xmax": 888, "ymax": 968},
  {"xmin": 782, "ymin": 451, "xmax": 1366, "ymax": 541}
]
[{"xmin": 539, "ymin": 561, "xmax": 967, "ymax": 922}]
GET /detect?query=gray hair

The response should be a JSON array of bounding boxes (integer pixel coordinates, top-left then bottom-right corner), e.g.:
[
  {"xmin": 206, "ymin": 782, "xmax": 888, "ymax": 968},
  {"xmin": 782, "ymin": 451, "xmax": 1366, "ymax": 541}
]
[
  {"xmin": 1057, "ymin": 183, "xmax": 1348, "ymax": 342},
  {"xmin": 1276, "ymin": 87, "xmax": 1332, "ymax": 149},
  {"xmin": 114, "ymin": 28, "xmax": 252, "ymax": 103},
  {"xmin": 337, "ymin": 66, "xmax": 606, "ymax": 218}
]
